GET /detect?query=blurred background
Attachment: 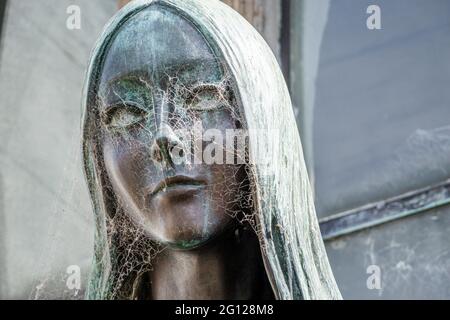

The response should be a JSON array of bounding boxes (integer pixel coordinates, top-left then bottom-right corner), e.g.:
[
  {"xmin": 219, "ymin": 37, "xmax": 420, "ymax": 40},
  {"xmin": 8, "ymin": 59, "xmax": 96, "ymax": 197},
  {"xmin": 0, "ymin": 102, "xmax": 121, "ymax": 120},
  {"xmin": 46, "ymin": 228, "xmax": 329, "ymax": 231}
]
[{"xmin": 0, "ymin": 0, "xmax": 450, "ymax": 299}]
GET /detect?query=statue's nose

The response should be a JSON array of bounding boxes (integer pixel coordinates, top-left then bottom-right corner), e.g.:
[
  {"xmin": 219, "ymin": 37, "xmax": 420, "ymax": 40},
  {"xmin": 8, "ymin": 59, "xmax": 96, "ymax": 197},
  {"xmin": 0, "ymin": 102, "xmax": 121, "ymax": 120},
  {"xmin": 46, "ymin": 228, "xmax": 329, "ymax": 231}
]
[
  {"xmin": 150, "ymin": 90, "xmax": 186, "ymax": 166},
  {"xmin": 150, "ymin": 123, "xmax": 182, "ymax": 166}
]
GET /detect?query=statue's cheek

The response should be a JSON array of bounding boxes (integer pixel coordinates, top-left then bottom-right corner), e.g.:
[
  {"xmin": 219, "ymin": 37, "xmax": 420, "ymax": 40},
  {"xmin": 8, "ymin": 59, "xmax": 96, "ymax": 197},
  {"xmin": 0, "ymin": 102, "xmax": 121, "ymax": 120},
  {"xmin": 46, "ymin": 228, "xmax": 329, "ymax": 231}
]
[{"xmin": 103, "ymin": 138, "xmax": 150, "ymax": 197}]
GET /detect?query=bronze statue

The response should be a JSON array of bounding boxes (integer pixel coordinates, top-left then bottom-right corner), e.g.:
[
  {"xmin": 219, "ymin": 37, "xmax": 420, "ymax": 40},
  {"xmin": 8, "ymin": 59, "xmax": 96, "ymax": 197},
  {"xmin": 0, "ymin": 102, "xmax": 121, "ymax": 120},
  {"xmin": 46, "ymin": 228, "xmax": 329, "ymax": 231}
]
[{"xmin": 82, "ymin": 0, "xmax": 341, "ymax": 300}]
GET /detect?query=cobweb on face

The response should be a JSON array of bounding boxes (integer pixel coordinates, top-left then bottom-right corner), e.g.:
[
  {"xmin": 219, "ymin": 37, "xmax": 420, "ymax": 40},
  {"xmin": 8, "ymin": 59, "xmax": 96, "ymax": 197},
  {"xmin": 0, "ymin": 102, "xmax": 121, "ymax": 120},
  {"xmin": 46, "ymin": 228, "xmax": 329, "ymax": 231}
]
[
  {"xmin": 28, "ymin": 59, "xmax": 267, "ymax": 300},
  {"xmin": 85, "ymin": 63, "xmax": 265, "ymax": 300}
]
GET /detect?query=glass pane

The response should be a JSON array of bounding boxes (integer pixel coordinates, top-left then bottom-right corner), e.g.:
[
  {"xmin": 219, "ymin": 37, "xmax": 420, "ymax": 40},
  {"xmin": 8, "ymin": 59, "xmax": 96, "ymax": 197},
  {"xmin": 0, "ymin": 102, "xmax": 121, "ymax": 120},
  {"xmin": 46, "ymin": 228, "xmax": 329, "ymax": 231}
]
[
  {"xmin": 326, "ymin": 204, "xmax": 450, "ymax": 299},
  {"xmin": 313, "ymin": 0, "xmax": 450, "ymax": 217}
]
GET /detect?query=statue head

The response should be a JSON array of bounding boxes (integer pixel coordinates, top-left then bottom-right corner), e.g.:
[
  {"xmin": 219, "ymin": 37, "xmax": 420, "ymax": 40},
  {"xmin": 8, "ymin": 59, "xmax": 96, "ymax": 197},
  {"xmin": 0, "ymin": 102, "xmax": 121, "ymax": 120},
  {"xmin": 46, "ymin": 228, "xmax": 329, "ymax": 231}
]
[
  {"xmin": 97, "ymin": 4, "xmax": 248, "ymax": 250},
  {"xmin": 82, "ymin": 0, "xmax": 341, "ymax": 300}
]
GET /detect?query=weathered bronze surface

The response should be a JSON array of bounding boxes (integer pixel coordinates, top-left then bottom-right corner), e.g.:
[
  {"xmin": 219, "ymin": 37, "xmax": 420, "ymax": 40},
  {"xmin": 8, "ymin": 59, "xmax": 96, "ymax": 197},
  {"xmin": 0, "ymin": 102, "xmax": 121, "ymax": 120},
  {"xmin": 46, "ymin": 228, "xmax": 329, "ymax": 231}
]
[
  {"xmin": 82, "ymin": 0, "xmax": 341, "ymax": 300},
  {"xmin": 97, "ymin": 5, "xmax": 273, "ymax": 299}
]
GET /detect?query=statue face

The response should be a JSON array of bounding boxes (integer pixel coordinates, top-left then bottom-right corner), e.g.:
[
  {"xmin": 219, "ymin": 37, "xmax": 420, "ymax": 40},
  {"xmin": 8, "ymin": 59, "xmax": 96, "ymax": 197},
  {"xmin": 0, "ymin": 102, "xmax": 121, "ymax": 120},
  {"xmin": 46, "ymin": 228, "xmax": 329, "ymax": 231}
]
[{"xmin": 97, "ymin": 6, "xmax": 247, "ymax": 249}]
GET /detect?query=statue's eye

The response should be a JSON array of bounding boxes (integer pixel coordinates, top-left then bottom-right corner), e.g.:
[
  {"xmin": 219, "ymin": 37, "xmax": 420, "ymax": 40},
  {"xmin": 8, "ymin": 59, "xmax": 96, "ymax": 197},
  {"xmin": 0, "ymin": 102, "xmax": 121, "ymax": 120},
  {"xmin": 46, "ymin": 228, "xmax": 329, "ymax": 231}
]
[
  {"xmin": 185, "ymin": 85, "xmax": 228, "ymax": 111},
  {"xmin": 102, "ymin": 102, "xmax": 147, "ymax": 129}
]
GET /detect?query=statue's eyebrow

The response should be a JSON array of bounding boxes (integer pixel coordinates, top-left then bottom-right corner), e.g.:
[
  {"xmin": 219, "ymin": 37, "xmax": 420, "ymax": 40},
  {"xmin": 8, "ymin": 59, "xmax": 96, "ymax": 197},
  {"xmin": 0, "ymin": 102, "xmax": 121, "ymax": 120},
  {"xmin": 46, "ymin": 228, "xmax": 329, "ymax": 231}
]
[
  {"xmin": 167, "ymin": 58, "xmax": 225, "ymax": 79},
  {"xmin": 98, "ymin": 73, "xmax": 153, "ymax": 111},
  {"xmin": 99, "ymin": 71, "xmax": 151, "ymax": 102},
  {"xmin": 99, "ymin": 58, "xmax": 222, "ymax": 101},
  {"xmin": 105, "ymin": 70, "xmax": 152, "ymax": 89},
  {"xmin": 102, "ymin": 57, "xmax": 220, "ymax": 87}
]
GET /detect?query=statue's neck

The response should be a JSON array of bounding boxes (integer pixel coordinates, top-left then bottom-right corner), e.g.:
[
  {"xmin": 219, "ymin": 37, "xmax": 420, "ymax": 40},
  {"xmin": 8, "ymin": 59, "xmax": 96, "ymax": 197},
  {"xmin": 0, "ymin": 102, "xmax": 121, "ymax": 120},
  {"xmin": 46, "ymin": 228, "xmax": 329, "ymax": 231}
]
[{"xmin": 146, "ymin": 226, "xmax": 274, "ymax": 300}]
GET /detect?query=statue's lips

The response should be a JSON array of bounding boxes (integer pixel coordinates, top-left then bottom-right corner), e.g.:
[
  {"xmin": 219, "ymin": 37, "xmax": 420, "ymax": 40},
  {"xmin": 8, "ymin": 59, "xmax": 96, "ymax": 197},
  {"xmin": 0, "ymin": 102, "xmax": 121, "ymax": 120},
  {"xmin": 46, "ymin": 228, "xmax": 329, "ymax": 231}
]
[{"xmin": 149, "ymin": 175, "xmax": 207, "ymax": 197}]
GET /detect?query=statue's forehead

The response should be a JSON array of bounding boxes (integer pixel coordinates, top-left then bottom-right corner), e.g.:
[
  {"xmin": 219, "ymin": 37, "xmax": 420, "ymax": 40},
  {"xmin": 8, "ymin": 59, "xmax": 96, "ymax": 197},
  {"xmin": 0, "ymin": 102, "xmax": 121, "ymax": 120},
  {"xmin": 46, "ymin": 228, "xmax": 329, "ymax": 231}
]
[{"xmin": 100, "ymin": 5, "xmax": 219, "ymax": 85}]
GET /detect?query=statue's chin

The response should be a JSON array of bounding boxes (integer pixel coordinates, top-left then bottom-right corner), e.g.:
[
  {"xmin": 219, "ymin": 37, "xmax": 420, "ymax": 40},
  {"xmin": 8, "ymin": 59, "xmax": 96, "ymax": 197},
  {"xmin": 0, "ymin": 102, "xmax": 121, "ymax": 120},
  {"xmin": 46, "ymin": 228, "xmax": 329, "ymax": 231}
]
[
  {"xmin": 140, "ymin": 192, "xmax": 235, "ymax": 250},
  {"xmin": 155, "ymin": 220, "xmax": 236, "ymax": 251}
]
